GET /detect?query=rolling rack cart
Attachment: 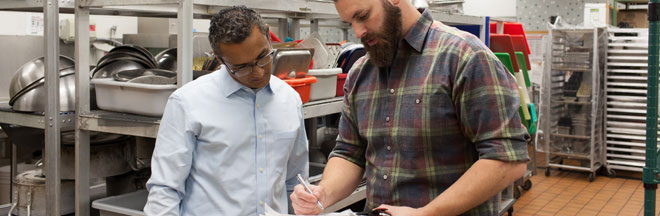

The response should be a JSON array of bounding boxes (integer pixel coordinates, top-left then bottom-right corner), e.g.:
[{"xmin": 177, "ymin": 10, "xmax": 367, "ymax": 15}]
[{"xmin": 539, "ymin": 26, "xmax": 607, "ymax": 182}]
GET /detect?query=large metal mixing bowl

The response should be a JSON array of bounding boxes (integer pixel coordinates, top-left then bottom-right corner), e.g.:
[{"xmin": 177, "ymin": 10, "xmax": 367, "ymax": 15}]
[
  {"xmin": 113, "ymin": 68, "xmax": 176, "ymax": 83},
  {"xmin": 155, "ymin": 48, "xmax": 177, "ymax": 72},
  {"xmin": 109, "ymin": 45, "xmax": 156, "ymax": 66},
  {"xmin": 9, "ymin": 56, "xmax": 75, "ymax": 99},
  {"xmin": 10, "ymin": 67, "xmax": 76, "ymax": 112},
  {"xmin": 92, "ymin": 60, "xmax": 150, "ymax": 79},
  {"xmin": 97, "ymin": 51, "xmax": 157, "ymax": 69}
]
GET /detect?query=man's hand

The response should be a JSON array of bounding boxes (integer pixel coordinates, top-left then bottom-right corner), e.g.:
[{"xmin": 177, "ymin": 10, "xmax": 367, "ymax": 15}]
[
  {"xmin": 377, "ymin": 204, "xmax": 426, "ymax": 216},
  {"xmin": 290, "ymin": 184, "xmax": 326, "ymax": 215}
]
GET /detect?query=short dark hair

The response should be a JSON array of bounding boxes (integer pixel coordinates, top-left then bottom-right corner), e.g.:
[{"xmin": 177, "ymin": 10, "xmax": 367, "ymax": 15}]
[{"xmin": 208, "ymin": 5, "xmax": 269, "ymax": 56}]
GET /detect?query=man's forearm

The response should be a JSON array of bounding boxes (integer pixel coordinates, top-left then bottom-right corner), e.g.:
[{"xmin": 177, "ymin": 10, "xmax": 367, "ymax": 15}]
[
  {"xmin": 419, "ymin": 159, "xmax": 527, "ymax": 216},
  {"xmin": 319, "ymin": 157, "xmax": 365, "ymax": 206}
]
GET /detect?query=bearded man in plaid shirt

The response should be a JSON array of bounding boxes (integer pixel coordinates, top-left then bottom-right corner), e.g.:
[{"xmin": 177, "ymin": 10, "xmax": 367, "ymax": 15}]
[{"xmin": 291, "ymin": 0, "xmax": 530, "ymax": 215}]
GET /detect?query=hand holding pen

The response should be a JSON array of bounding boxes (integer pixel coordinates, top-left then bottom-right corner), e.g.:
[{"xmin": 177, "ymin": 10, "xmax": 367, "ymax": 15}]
[
  {"xmin": 291, "ymin": 174, "xmax": 326, "ymax": 215},
  {"xmin": 296, "ymin": 174, "xmax": 324, "ymax": 210}
]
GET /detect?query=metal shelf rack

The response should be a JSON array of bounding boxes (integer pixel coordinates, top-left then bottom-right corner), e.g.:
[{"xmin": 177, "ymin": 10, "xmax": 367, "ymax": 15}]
[
  {"xmin": 0, "ymin": 0, "xmax": 65, "ymax": 215},
  {"xmin": 77, "ymin": 97, "xmax": 343, "ymax": 138},
  {"xmin": 604, "ymin": 28, "xmax": 656, "ymax": 173},
  {"xmin": 539, "ymin": 26, "xmax": 608, "ymax": 182}
]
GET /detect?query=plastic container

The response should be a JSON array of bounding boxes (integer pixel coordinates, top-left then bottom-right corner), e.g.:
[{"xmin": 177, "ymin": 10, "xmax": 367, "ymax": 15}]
[
  {"xmin": 489, "ymin": 22, "xmax": 531, "ymax": 54},
  {"xmin": 307, "ymin": 68, "xmax": 341, "ymax": 101},
  {"xmin": 298, "ymin": 32, "xmax": 332, "ymax": 69},
  {"xmin": 92, "ymin": 190, "xmax": 147, "ymax": 216},
  {"xmin": 489, "ymin": 34, "xmax": 520, "ymax": 73},
  {"xmin": 91, "ymin": 78, "xmax": 177, "ymax": 117},
  {"xmin": 283, "ymin": 76, "xmax": 317, "ymax": 104},
  {"xmin": 493, "ymin": 52, "xmax": 515, "ymax": 75},
  {"xmin": 336, "ymin": 73, "xmax": 348, "ymax": 97},
  {"xmin": 511, "ymin": 35, "xmax": 531, "ymax": 71}
]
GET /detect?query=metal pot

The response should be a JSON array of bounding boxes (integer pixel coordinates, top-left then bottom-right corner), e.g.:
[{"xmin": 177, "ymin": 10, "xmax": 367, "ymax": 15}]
[
  {"xmin": 8, "ymin": 169, "xmax": 75, "ymax": 216},
  {"xmin": 59, "ymin": 138, "xmax": 135, "ymax": 180}
]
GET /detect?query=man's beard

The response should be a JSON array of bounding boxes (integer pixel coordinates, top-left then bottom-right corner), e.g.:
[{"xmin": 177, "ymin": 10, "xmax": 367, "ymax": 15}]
[{"xmin": 361, "ymin": 0, "xmax": 402, "ymax": 68}]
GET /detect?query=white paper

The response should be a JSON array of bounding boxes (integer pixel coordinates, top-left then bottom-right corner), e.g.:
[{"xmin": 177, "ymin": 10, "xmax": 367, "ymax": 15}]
[
  {"xmin": 26, "ymin": 13, "xmax": 43, "ymax": 36},
  {"xmin": 261, "ymin": 204, "xmax": 357, "ymax": 216}
]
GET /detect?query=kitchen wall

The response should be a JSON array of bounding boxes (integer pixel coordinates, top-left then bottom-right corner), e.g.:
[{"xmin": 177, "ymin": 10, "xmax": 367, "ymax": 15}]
[
  {"xmin": 463, "ymin": 0, "xmax": 517, "ymax": 17},
  {"xmin": 516, "ymin": 0, "xmax": 607, "ymax": 31},
  {"xmin": 0, "ymin": 11, "xmax": 138, "ymax": 39}
]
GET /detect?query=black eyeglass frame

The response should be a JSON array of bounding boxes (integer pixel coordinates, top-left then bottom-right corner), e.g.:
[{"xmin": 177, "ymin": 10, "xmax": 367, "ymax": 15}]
[{"xmin": 216, "ymin": 36, "xmax": 274, "ymax": 77}]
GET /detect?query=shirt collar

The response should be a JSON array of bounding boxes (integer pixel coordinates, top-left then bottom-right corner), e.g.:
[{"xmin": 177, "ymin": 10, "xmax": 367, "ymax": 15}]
[
  {"xmin": 403, "ymin": 9, "xmax": 433, "ymax": 53},
  {"xmin": 219, "ymin": 65, "xmax": 274, "ymax": 98}
]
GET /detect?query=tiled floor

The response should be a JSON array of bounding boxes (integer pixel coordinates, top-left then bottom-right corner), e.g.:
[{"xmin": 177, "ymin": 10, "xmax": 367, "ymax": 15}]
[{"xmin": 512, "ymin": 169, "xmax": 659, "ymax": 216}]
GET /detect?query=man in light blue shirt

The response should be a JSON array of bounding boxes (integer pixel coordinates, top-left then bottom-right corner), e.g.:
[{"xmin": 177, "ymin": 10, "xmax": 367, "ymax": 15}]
[{"xmin": 144, "ymin": 6, "xmax": 309, "ymax": 216}]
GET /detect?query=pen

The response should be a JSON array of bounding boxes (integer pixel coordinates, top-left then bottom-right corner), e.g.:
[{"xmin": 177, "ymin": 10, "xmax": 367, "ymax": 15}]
[{"xmin": 296, "ymin": 173, "xmax": 324, "ymax": 210}]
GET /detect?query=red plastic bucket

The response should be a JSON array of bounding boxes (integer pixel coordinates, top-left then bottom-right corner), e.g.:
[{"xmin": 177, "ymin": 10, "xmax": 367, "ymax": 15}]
[
  {"xmin": 283, "ymin": 76, "xmax": 317, "ymax": 103},
  {"xmin": 336, "ymin": 73, "xmax": 347, "ymax": 97}
]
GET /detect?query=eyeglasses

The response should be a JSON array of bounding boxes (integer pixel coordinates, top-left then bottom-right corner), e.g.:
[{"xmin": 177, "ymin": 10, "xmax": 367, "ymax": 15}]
[{"xmin": 219, "ymin": 49, "xmax": 275, "ymax": 77}]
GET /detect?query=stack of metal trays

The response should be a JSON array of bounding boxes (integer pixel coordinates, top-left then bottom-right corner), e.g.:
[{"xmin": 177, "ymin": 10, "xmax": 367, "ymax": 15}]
[{"xmin": 604, "ymin": 28, "xmax": 652, "ymax": 172}]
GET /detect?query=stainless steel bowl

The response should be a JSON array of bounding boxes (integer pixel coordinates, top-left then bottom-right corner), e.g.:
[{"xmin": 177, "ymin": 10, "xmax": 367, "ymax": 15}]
[
  {"xmin": 10, "ymin": 67, "xmax": 76, "ymax": 112},
  {"xmin": 10, "ymin": 65, "xmax": 75, "ymax": 103},
  {"xmin": 113, "ymin": 68, "xmax": 177, "ymax": 84},
  {"xmin": 92, "ymin": 60, "xmax": 150, "ymax": 79},
  {"xmin": 97, "ymin": 51, "xmax": 157, "ymax": 69},
  {"xmin": 155, "ymin": 48, "xmax": 177, "ymax": 72},
  {"xmin": 9, "ymin": 56, "xmax": 75, "ymax": 99},
  {"xmin": 109, "ymin": 45, "xmax": 156, "ymax": 66}
]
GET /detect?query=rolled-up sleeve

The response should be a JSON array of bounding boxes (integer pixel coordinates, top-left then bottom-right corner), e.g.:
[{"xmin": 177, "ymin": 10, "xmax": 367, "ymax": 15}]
[
  {"xmin": 453, "ymin": 49, "xmax": 530, "ymax": 162},
  {"xmin": 144, "ymin": 95, "xmax": 196, "ymax": 216}
]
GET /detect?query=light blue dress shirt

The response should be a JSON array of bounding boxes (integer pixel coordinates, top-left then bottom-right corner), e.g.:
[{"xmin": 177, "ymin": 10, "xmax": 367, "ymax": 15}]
[{"xmin": 144, "ymin": 66, "xmax": 309, "ymax": 216}]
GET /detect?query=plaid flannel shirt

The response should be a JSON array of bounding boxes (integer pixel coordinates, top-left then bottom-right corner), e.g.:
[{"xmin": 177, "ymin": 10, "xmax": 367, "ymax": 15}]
[{"xmin": 329, "ymin": 10, "xmax": 530, "ymax": 216}]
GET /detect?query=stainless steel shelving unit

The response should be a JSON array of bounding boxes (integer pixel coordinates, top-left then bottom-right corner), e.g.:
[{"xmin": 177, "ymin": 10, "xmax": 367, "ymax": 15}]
[
  {"xmin": 0, "ymin": 0, "xmax": 64, "ymax": 214},
  {"xmin": 72, "ymin": 1, "xmax": 347, "ymax": 215},
  {"xmin": 77, "ymin": 97, "xmax": 343, "ymax": 139},
  {"xmin": 604, "ymin": 28, "xmax": 657, "ymax": 173}
]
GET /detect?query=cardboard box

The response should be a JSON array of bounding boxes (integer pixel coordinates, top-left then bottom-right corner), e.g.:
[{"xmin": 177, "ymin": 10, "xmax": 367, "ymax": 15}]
[{"xmin": 617, "ymin": 10, "xmax": 648, "ymax": 28}]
